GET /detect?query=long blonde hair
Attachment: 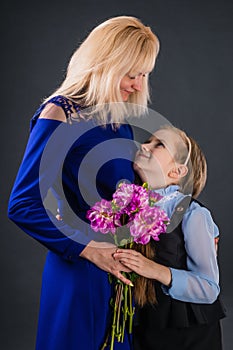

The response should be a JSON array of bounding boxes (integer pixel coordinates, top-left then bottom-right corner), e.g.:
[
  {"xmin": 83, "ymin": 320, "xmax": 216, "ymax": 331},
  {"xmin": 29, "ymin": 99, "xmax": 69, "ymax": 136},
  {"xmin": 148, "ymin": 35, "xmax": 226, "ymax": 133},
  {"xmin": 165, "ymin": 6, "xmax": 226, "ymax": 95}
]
[{"xmin": 45, "ymin": 16, "xmax": 160, "ymax": 124}]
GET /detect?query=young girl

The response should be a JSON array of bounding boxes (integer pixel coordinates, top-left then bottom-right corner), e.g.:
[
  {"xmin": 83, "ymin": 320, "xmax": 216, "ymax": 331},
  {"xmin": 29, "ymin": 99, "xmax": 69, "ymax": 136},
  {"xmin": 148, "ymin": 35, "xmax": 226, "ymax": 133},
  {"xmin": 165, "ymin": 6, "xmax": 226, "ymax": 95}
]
[{"xmin": 113, "ymin": 125, "xmax": 225, "ymax": 350}]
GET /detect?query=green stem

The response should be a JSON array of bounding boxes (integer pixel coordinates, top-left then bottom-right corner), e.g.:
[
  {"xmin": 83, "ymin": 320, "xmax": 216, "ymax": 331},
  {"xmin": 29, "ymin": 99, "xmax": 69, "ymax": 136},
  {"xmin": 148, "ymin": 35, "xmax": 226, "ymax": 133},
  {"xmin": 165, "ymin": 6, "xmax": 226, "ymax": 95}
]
[
  {"xmin": 116, "ymin": 284, "xmax": 123, "ymax": 341},
  {"xmin": 110, "ymin": 286, "xmax": 119, "ymax": 350},
  {"xmin": 112, "ymin": 233, "xmax": 119, "ymax": 247},
  {"xmin": 120, "ymin": 283, "xmax": 129, "ymax": 342},
  {"xmin": 100, "ymin": 339, "xmax": 108, "ymax": 350},
  {"xmin": 128, "ymin": 286, "xmax": 135, "ymax": 334}
]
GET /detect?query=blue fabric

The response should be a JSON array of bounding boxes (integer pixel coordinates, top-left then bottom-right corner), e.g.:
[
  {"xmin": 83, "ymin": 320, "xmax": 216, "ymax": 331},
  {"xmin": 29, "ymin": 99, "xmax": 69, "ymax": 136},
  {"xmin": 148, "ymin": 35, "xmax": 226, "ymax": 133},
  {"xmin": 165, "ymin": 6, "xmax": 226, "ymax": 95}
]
[
  {"xmin": 154, "ymin": 185, "xmax": 220, "ymax": 304},
  {"xmin": 8, "ymin": 97, "xmax": 136, "ymax": 350}
]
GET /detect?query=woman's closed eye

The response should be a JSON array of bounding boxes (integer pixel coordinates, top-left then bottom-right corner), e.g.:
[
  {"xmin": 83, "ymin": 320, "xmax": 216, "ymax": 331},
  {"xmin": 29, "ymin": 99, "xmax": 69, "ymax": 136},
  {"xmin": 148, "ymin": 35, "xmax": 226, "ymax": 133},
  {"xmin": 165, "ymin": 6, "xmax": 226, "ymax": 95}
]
[
  {"xmin": 128, "ymin": 75, "xmax": 136, "ymax": 79},
  {"xmin": 128, "ymin": 73, "xmax": 146, "ymax": 79}
]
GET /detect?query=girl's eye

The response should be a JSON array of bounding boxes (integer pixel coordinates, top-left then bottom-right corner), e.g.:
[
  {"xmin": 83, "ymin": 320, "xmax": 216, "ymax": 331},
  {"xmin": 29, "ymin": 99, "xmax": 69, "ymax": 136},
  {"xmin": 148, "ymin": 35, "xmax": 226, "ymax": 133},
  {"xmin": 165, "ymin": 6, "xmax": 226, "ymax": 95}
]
[{"xmin": 155, "ymin": 142, "xmax": 164, "ymax": 148}]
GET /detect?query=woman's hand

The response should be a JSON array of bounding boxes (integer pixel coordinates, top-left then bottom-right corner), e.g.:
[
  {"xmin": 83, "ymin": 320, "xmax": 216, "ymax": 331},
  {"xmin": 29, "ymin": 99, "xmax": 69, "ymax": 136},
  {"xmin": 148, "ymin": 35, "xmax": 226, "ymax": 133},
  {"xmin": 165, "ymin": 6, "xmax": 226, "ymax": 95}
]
[
  {"xmin": 79, "ymin": 241, "xmax": 133, "ymax": 286},
  {"xmin": 113, "ymin": 248, "xmax": 172, "ymax": 287}
]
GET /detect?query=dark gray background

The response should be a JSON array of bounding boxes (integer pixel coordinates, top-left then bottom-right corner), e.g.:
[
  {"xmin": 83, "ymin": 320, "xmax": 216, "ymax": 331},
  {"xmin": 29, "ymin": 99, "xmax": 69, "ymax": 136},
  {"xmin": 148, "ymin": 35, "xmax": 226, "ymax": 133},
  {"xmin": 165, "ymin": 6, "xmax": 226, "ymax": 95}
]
[{"xmin": 1, "ymin": 0, "xmax": 232, "ymax": 349}]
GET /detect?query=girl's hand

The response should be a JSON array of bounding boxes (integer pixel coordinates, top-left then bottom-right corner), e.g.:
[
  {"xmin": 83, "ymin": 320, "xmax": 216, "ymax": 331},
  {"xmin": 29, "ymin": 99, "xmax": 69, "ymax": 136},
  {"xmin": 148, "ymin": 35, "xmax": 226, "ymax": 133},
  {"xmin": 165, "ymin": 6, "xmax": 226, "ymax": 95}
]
[
  {"xmin": 80, "ymin": 241, "xmax": 133, "ymax": 286},
  {"xmin": 113, "ymin": 248, "xmax": 172, "ymax": 287},
  {"xmin": 113, "ymin": 248, "xmax": 156, "ymax": 279}
]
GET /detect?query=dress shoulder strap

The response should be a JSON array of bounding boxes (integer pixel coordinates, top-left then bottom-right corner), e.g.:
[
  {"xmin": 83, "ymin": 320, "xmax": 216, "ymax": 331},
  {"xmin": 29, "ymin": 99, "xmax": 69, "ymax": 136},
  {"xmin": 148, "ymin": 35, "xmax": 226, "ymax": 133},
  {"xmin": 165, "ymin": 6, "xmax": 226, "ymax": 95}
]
[{"xmin": 30, "ymin": 95, "xmax": 81, "ymax": 131}]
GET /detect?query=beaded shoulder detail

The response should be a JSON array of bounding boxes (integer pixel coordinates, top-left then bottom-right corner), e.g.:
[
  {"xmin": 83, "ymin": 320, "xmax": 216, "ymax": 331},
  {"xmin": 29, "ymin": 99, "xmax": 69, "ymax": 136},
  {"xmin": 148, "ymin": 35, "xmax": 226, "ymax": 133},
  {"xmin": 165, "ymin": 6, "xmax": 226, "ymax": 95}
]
[
  {"xmin": 47, "ymin": 95, "xmax": 82, "ymax": 123},
  {"xmin": 30, "ymin": 95, "xmax": 82, "ymax": 130}
]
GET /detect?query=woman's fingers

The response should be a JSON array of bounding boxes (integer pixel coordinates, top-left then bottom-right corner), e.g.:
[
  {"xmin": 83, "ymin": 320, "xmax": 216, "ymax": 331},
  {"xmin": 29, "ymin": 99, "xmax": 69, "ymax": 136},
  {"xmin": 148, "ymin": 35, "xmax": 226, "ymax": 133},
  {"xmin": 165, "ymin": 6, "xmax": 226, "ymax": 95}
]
[
  {"xmin": 81, "ymin": 243, "xmax": 134, "ymax": 284},
  {"xmin": 112, "ymin": 270, "xmax": 133, "ymax": 286}
]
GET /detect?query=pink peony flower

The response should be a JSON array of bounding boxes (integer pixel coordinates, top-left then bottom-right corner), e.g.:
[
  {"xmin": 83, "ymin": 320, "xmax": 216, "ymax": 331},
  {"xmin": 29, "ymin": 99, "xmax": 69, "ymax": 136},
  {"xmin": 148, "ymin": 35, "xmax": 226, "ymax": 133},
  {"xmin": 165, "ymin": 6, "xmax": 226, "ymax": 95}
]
[
  {"xmin": 86, "ymin": 199, "xmax": 120, "ymax": 234},
  {"xmin": 112, "ymin": 183, "xmax": 149, "ymax": 216},
  {"xmin": 86, "ymin": 183, "xmax": 169, "ymax": 240},
  {"xmin": 129, "ymin": 206, "xmax": 169, "ymax": 244}
]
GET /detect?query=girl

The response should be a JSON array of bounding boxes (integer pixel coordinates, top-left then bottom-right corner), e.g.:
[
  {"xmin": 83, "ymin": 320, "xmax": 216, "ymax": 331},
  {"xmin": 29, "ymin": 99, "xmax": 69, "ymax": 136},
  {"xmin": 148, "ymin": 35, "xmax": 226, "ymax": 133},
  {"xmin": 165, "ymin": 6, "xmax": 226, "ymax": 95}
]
[
  {"xmin": 113, "ymin": 125, "xmax": 226, "ymax": 350},
  {"xmin": 8, "ymin": 16, "xmax": 159, "ymax": 350}
]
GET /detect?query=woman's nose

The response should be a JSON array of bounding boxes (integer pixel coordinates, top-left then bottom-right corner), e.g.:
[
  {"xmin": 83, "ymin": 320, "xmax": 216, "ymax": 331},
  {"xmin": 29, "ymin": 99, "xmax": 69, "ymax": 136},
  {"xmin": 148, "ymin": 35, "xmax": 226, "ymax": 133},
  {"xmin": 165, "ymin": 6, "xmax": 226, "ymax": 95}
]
[{"xmin": 133, "ymin": 75, "xmax": 143, "ymax": 91}]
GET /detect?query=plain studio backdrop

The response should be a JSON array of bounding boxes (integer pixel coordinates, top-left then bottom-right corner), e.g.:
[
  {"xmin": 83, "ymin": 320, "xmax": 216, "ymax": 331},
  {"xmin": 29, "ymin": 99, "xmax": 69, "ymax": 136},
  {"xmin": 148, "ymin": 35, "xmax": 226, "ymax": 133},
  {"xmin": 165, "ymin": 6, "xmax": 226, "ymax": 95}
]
[{"xmin": 1, "ymin": 0, "xmax": 232, "ymax": 349}]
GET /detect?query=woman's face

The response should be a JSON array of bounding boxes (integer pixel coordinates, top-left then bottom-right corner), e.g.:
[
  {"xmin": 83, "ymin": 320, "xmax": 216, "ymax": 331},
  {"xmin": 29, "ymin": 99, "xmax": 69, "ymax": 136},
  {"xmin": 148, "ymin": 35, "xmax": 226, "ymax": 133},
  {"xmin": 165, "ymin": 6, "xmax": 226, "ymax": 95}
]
[
  {"xmin": 134, "ymin": 129, "xmax": 182, "ymax": 188},
  {"xmin": 120, "ymin": 73, "xmax": 145, "ymax": 101}
]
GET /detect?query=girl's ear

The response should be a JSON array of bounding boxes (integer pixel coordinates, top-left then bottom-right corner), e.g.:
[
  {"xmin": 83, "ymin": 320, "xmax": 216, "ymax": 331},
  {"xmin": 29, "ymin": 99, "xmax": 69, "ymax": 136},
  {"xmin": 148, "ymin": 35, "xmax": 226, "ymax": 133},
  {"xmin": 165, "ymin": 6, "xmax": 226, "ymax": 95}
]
[{"xmin": 168, "ymin": 165, "xmax": 188, "ymax": 179}]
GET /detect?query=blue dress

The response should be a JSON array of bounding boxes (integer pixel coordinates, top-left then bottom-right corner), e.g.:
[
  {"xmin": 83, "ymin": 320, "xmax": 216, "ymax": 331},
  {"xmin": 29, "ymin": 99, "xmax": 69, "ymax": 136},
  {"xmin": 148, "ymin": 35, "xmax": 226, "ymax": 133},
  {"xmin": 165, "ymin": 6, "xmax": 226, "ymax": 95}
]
[{"xmin": 8, "ymin": 96, "xmax": 136, "ymax": 350}]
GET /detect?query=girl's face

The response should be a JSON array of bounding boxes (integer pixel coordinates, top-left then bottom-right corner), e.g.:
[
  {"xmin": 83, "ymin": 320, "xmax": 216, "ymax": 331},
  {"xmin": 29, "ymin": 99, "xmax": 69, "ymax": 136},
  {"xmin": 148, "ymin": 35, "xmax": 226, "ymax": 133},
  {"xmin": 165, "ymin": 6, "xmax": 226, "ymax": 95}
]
[
  {"xmin": 134, "ymin": 129, "xmax": 185, "ymax": 189},
  {"xmin": 120, "ymin": 72, "xmax": 146, "ymax": 101}
]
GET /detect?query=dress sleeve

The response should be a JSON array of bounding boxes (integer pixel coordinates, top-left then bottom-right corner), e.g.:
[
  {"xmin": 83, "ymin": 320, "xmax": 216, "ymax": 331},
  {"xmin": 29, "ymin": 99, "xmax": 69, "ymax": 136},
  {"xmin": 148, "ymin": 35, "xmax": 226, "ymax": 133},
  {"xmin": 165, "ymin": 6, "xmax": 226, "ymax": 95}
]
[
  {"xmin": 163, "ymin": 204, "xmax": 220, "ymax": 303},
  {"xmin": 8, "ymin": 119, "xmax": 91, "ymax": 261}
]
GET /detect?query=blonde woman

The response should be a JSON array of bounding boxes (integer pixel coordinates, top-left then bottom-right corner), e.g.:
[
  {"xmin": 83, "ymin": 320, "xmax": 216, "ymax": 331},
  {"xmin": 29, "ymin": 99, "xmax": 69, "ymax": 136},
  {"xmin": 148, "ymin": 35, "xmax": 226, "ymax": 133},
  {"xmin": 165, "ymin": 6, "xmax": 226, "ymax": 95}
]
[
  {"xmin": 114, "ymin": 125, "xmax": 226, "ymax": 350},
  {"xmin": 8, "ymin": 16, "xmax": 159, "ymax": 350}
]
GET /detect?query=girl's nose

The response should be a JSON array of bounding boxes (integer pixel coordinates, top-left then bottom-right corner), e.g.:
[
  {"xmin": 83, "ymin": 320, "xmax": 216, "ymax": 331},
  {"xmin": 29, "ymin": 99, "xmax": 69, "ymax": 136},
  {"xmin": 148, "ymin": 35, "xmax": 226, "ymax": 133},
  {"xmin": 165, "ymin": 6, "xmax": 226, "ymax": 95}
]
[
  {"xmin": 141, "ymin": 143, "xmax": 150, "ymax": 152},
  {"xmin": 133, "ymin": 75, "xmax": 143, "ymax": 91}
]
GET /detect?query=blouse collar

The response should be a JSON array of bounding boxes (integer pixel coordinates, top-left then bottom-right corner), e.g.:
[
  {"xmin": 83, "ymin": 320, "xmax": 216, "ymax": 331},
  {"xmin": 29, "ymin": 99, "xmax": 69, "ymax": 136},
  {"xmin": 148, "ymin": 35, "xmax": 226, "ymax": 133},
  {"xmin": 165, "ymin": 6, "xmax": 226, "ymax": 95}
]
[{"xmin": 153, "ymin": 185, "xmax": 180, "ymax": 197}]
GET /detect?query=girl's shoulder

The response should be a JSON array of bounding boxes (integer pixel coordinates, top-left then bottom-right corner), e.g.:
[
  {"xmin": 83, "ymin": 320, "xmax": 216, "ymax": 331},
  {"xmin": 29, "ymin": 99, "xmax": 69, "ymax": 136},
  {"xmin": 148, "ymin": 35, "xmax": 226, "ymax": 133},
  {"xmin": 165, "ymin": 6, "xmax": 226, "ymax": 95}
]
[
  {"xmin": 183, "ymin": 198, "xmax": 219, "ymax": 238},
  {"xmin": 186, "ymin": 198, "xmax": 211, "ymax": 217}
]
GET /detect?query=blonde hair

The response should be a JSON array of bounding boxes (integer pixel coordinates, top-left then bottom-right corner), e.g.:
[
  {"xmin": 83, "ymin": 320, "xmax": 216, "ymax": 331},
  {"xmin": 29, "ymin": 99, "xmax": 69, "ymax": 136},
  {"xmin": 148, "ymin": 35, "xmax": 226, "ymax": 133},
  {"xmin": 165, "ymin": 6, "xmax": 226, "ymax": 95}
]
[
  {"xmin": 160, "ymin": 125, "xmax": 207, "ymax": 198},
  {"xmin": 45, "ymin": 16, "xmax": 159, "ymax": 124}
]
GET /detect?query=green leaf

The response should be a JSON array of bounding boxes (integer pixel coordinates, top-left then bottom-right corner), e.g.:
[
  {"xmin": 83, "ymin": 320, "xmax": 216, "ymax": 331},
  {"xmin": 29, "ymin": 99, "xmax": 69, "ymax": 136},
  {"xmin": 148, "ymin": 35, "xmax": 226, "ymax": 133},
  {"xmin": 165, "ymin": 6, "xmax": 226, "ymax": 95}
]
[
  {"xmin": 129, "ymin": 272, "xmax": 139, "ymax": 282},
  {"xmin": 108, "ymin": 273, "xmax": 113, "ymax": 284},
  {"xmin": 119, "ymin": 238, "xmax": 130, "ymax": 246}
]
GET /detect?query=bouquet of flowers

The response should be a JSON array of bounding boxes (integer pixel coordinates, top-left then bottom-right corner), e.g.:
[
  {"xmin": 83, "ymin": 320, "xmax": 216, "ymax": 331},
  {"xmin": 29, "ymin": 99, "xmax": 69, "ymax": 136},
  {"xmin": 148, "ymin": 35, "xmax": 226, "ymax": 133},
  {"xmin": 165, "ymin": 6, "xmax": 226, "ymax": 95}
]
[{"xmin": 87, "ymin": 182, "xmax": 170, "ymax": 350}]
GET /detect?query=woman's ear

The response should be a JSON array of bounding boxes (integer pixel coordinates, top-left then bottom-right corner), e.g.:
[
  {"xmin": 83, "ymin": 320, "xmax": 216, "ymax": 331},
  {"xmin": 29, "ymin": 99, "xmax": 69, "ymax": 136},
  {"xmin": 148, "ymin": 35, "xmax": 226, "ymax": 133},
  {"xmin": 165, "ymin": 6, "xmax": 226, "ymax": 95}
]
[{"xmin": 168, "ymin": 165, "xmax": 188, "ymax": 179}]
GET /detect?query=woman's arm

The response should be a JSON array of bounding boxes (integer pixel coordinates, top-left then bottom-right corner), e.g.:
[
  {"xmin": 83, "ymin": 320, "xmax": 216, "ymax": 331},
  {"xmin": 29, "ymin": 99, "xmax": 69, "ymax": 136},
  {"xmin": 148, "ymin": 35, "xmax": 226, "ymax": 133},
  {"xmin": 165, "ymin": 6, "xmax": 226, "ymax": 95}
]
[
  {"xmin": 8, "ymin": 118, "xmax": 88, "ymax": 259},
  {"xmin": 8, "ymin": 113, "xmax": 132, "ymax": 284}
]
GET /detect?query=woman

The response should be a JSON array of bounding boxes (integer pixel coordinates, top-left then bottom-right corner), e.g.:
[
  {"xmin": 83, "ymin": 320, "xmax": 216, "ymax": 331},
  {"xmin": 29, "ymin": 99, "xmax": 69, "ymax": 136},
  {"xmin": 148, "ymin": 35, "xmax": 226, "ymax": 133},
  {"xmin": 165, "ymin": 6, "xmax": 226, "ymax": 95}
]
[{"xmin": 8, "ymin": 16, "xmax": 160, "ymax": 350}]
